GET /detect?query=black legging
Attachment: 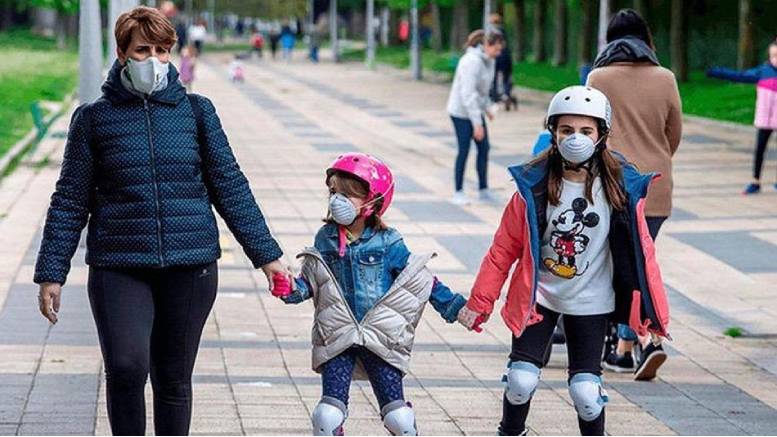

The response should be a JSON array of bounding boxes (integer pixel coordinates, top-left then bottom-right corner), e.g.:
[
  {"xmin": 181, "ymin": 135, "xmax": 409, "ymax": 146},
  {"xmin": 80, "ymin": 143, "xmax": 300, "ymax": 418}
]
[
  {"xmin": 451, "ymin": 115, "xmax": 490, "ymax": 191},
  {"xmin": 501, "ymin": 304, "xmax": 608, "ymax": 436},
  {"xmin": 753, "ymin": 128, "xmax": 774, "ymax": 180},
  {"xmin": 88, "ymin": 262, "xmax": 218, "ymax": 436}
]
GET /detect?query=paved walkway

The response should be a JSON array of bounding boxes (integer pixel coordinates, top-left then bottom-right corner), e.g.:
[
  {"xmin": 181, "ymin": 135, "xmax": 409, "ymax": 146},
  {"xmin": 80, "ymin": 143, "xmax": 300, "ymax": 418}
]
[{"xmin": 1, "ymin": 51, "xmax": 777, "ymax": 435}]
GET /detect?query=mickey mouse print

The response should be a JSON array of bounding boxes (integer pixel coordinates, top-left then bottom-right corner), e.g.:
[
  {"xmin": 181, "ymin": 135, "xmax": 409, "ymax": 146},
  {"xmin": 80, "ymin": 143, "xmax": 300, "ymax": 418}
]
[{"xmin": 538, "ymin": 178, "xmax": 616, "ymax": 316}]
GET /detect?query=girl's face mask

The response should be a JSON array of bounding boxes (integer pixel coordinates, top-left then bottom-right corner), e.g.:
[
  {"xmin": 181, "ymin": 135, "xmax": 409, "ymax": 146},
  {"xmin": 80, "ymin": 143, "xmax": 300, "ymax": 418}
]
[{"xmin": 328, "ymin": 193, "xmax": 359, "ymax": 226}]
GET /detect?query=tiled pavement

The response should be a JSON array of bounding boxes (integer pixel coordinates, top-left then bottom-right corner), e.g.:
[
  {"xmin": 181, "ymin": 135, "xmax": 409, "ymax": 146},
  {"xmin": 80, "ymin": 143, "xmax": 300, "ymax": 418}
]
[{"xmin": 1, "ymin": 50, "xmax": 777, "ymax": 435}]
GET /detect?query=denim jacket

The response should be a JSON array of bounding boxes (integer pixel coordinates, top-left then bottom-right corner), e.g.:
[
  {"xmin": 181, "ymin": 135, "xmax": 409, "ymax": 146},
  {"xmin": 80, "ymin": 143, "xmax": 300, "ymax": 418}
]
[{"xmin": 285, "ymin": 224, "xmax": 466, "ymax": 323}]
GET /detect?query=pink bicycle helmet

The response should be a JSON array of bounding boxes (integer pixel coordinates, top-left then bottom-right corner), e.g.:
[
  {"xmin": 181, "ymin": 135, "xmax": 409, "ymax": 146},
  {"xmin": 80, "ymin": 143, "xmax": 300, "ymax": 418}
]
[{"xmin": 326, "ymin": 152, "xmax": 394, "ymax": 217}]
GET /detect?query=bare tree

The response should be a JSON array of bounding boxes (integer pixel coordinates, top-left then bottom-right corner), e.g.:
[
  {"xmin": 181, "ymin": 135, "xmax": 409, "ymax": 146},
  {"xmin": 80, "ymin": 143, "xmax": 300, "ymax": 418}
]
[
  {"xmin": 737, "ymin": 0, "xmax": 756, "ymax": 69},
  {"xmin": 450, "ymin": 0, "xmax": 469, "ymax": 49},
  {"xmin": 429, "ymin": 0, "xmax": 443, "ymax": 52},
  {"xmin": 512, "ymin": 0, "xmax": 526, "ymax": 61},
  {"xmin": 533, "ymin": 0, "xmax": 548, "ymax": 62},
  {"xmin": 552, "ymin": 0, "xmax": 567, "ymax": 66},
  {"xmin": 578, "ymin": 0, "xmax": 594, "ymax": 65},
  {"xmin": 670, "ymin": 0, "xmax": 688, "ymax": 81}
]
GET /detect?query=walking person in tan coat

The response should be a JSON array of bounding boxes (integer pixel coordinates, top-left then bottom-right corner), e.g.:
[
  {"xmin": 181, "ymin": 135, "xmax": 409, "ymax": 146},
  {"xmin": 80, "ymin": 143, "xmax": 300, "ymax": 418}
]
[{"xmin": 586, "ymin": 8, "xmax": 682, "ymax": 381}]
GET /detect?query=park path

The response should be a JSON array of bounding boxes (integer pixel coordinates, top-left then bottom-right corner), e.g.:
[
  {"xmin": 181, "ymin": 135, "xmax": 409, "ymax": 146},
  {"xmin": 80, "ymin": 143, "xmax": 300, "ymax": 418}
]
[{"xmin": 1, "ymin": 50, "xmax": 777, "ymax": 435}]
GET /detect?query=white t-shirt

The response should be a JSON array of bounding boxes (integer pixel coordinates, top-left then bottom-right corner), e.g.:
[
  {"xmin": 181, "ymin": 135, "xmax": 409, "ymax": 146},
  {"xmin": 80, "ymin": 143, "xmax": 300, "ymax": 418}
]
[{"xmin": 537, "ymin": 177, "xmax": 615, "ymax": 315}]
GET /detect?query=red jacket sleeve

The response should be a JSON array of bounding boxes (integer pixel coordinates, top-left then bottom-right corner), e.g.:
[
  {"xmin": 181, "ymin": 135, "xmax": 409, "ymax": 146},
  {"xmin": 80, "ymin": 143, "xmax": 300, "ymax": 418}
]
[{"xmin": 467, "ymin": 192, "xmax": 527, "ymax": 315}]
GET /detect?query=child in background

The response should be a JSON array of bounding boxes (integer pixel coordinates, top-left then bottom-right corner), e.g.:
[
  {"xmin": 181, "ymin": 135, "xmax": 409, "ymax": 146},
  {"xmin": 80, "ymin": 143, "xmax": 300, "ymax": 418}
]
[
  {"xmin": 229, "ymin": 54, "xmax": 245, "ymax": 82},
  {"xmin": 272, "ymin": 153, "xmax": 467, "ymax": 436},
  {"xmin": 458, "ymin": 86, "xmax": 670, "ymax": 436},
  {"xmin": 708, "ymin": 41, "xmax": 777, "ymax": 194},
  {"xmin": 250, "ymin": 30, "xmax": 264, "ymax": 59},
  {"xmin": 179, "ymin": 45, "xmax": 196, "ymax": 92}
]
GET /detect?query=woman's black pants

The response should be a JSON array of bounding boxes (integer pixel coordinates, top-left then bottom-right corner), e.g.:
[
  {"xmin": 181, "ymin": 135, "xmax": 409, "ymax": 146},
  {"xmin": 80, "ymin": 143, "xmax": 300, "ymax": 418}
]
[{"xmin": 88, "ymin": 262, "xmax": 218, "ymax": 436}]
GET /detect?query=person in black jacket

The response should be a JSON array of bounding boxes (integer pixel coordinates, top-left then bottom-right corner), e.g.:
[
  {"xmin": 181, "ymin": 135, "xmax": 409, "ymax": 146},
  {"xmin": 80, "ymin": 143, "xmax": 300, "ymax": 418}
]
[{"xmin": 34, "ymin": 6, "xmax": 287, "ymax": 435}]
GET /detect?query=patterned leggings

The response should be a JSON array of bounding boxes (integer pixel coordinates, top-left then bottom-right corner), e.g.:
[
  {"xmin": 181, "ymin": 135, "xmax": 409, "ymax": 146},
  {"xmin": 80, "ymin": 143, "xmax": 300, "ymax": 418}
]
[{"xmin": 321, "ymin": 347, "xmax": 405, "ymax": 409}]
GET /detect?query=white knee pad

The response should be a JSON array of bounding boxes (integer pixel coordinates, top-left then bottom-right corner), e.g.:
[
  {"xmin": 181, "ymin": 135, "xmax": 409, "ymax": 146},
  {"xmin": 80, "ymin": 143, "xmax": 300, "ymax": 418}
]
[
  {"xmin": 503, "ymin": 361, "xmax": 541, "ymax": 405},
  {"xmin": 381, "ymin": 401, "xmax": 417, "ymax": 436},
  {"xmin": 312, "ymin": 397, "xmax": 347, "ymax": 436},
  {"xmin": 568, "ymin": 373, "xmax": 608, "ymax": 422}
]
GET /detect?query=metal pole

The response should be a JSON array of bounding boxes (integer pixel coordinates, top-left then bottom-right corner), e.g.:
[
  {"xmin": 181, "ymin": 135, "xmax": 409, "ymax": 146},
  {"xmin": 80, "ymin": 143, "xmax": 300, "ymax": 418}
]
[
  {"xmin": 366, "ymin": 0, "xmax": 375, "ymax": 67},
  {"xmin": 79, "ymin": 0, "xmax": 103, "ymax": 104},
  {"xmin": 410, "ymin": 0, "xmax": 421, "ymax": 80},
  {"xmin": 107, "ymin": 0, "xmax": 121, "ymax": 66},
  {"xmin": 379, "ymin": 6, "xmax": 389, "ymax": 46},
  {"xmin": 483, "ymin": 0, "xmax": 491, "ymax": 29},
  {"xmin": 330, "ymin": 0, "xmax": 339, "ymax": 62},
  {"xmin": 597, "ymin": 0, "xmax": 610, "ymax": 52},
  {"xmin": 185, "ymin": 0, "xmax": 193, "ymax": 27},
  {"xmin": 207, "ymin": 0, "xmax": 215, "ymax": 37}
]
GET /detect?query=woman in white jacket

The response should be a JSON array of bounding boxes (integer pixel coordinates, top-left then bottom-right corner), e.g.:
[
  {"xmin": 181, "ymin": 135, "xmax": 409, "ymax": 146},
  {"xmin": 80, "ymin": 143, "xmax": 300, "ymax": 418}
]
[{"xmin": 446, "ymin": 29, "xmax": 505, "ymax": 205}]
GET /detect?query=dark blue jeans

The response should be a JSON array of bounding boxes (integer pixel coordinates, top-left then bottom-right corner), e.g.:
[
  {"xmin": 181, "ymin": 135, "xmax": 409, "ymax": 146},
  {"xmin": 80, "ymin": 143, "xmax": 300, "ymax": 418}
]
[
  {"xmin": 321, "ymin": 346, "xmax": 404, "ymax": 409},
  {"xmin": 451, "ymin": 115, "xmax": 490, "ymax": 191}
]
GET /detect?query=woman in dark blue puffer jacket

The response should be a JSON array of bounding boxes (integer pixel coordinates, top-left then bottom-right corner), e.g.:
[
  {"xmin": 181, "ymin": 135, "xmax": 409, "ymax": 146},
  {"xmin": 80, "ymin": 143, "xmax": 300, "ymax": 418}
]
[{"xmin": 33, "ymin": 7, "xmax": 286, "ymax": 435}]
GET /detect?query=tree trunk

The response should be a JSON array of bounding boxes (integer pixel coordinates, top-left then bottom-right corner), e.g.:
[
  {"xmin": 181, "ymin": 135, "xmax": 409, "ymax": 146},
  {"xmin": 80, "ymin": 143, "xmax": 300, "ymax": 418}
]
[
  {"xmin": 552, "ymin": 0, "xmax": 567, "ymax": 66},
  {"xmin": 512, "ymin": 0, "xmax": 526, "ymax": 61},
  {"xmin": 669, "ymin": 0, "xmax": 688, "ymax": 81},
  {"xmin": 450, "ymin": 0, "xmax": 469, "ymax": 50},
  {"xmin": 429, "ymin": 1, "xmax": 442, "ymax": 52},
  {"xmin": 532, "ymin": 0, "xmax": 547, "ymax": 62},
  {"xmin": 578, "ymin": 0, "xmax": 594, "ymax": 65},
  {"xmin": 633, "ymin": 0, "xmax": 646, "ymax": 17},
  {"xmin": 737, "ymin": 0, "xmax": 756, "ymax": 69},
  {"xmin": 0, "ymin": 3, "xmax": 13, "ymax": 31},
  {"xmin": 389, "ymin": 8, "xmax": 401, "ymax": 44},
  {"xmin": 55, "ymin": 11, "xmax": 67, "ymax": 50}
]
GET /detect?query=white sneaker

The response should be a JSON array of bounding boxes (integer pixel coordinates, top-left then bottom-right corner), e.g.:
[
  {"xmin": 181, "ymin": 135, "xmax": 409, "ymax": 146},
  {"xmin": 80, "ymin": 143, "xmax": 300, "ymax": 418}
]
[
  {"xmin": 451, "ymin": 191, "xmax": 471, "ymax": 205},
  {"xmin": 479, "ymin": 188, "xmax": 497, "ymax": 202}
]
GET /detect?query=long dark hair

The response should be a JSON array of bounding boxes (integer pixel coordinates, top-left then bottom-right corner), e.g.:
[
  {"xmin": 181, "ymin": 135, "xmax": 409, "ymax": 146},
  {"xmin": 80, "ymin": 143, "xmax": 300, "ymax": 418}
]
[
  {"xmin": 532, "ymin": 117, "xmax": 627, "ymax": 211},
  {"xmin": 606, "ymin": 8, "xmax": 655, "ymax": 50}
]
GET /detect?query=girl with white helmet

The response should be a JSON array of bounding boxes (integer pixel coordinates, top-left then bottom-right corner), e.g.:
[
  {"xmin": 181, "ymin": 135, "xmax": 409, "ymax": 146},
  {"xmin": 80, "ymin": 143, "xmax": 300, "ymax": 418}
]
[
  {"xmin": 457, "ymin": 86, "xmax": 671, "ymax": 435},
  {"xmin": 271, "ymin": 153, "xmax": 467, "ymax": 436}
]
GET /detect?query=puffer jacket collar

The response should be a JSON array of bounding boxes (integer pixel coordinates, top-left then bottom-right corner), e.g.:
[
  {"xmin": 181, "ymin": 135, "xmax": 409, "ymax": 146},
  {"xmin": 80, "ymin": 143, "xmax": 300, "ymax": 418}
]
[{"xmin": 102, "ymin": 59, "xmax": 186, "ymax": 106}]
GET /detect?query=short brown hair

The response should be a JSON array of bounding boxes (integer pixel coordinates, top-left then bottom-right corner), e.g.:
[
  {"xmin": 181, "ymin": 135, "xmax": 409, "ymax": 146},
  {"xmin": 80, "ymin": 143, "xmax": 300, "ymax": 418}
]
[
  {"xmin": 115, "ymin": 6, "xmax": 177, "ymax": 54},
  {"xmin": 325, "ymin": 171, "xmax": 387, "ymax": 230}
]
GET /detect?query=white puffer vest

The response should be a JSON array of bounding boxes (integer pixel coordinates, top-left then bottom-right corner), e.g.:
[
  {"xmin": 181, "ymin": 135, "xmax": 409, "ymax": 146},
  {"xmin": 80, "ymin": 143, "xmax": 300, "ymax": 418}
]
[{"xmin": 297, "ymin": 248, "xmax": 436, "ymax": 377}]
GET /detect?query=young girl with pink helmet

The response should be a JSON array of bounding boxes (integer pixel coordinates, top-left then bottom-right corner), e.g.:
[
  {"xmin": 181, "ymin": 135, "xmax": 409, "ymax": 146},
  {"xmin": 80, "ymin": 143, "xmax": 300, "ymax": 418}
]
[{"xmin": 272, "ymin": 152, "xmax": 467, "ymax": 436}]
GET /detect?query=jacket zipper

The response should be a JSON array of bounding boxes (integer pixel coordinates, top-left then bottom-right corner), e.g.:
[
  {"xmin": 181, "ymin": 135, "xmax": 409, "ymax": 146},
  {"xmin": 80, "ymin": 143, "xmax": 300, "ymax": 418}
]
[
  {"xmin": 302, "ymin": 251, "xmax": 360, "ymax": 326},
  {"xmin": 143, "ymin": 99, "xmax": 165, "ymax": 267}
]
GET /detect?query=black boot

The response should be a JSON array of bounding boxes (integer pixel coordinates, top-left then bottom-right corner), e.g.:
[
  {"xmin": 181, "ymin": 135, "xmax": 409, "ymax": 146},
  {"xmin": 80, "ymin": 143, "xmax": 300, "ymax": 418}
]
[
  {"xmin": 498, "ymin": 394, "xmax": 531, "ymax": 435},
  {"xmin": 578, "ymin": 408, "xmax": 605, "ymax": 436}
]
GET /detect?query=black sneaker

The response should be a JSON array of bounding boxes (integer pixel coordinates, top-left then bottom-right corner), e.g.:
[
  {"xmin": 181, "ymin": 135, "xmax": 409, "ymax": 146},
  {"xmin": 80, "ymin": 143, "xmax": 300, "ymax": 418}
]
[
  {"xmin": 602, "ymin": 351, "xmax": 635, "ymax": 373},
  {"xmin": 634, "ymin": 342, "xmax": 667, "ymax": 381}
]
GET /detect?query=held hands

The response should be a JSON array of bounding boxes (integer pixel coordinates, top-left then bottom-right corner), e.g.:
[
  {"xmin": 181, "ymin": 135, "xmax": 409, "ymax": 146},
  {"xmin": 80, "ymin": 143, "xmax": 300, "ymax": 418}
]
[
  {"xmin": 271, "ymin": 271, "xmax": 292, "ymax": 298},
  {"xmin": 457, "ymin": 305, "xmax": 489, "ymax": 333},
  {"xmin": 261, "ymin": 258, "xmax": 289, "ymax": 290},
  {"xmin": 38, "ymin": 282, "xmax": 61, "ymax": 324}
]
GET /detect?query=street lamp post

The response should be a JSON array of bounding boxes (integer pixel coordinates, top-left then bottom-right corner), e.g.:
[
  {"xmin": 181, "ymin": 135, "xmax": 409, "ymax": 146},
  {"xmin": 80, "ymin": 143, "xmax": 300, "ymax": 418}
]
[
  {"xmin": 597, "ymin": 0, "xmax": 610, "ymax": 52},
  {"xmin": 483, "ymin": 0, "xmax": 491, "ymax": 29},
  {"xmin": 366, "ymin": 0, "xmax": 375, "ymax": 68},
  {"xmin": 79, "ymin": 0, "xmax": 103, "ymax": 104},
  {"xmin": 330, "ymin": 0, "xmax": 339, "ymax": 62},
  {"xmin": 410, "ymin": 0, "xmax": 421, "ymax": 80}
]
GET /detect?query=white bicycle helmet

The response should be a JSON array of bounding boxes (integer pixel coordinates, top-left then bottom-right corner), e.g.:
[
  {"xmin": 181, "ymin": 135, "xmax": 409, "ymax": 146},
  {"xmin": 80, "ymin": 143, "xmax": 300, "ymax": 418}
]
[{"xmin": 546, "ymin": 86, "xmax": 612, "ymax": 131}]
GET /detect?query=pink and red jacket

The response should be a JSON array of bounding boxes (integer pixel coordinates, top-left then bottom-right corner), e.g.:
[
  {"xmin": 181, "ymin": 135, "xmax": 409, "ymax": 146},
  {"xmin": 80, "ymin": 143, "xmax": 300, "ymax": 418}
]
[
  {"xmin": 708, "ymin": 63, "xmax": 777, "ymax": 129},
  {"xmin": 467, "ymin": 157, "xmax": 670, "ymax": 339}
]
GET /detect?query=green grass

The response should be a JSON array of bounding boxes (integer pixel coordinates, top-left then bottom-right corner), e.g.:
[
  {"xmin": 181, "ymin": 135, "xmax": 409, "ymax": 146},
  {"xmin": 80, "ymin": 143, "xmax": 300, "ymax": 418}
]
[
  {"xmin": 344, "ymin": 45, "xmax": 757, "ymax": 125},
  {"xmin": 0, "ymin": 29, "xmax": 78, "ymax": 156}
]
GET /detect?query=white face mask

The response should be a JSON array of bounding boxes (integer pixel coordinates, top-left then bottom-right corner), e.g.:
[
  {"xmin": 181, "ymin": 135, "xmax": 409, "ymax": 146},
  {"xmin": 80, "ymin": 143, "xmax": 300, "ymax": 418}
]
[
  {"xmin": 329, "ymin": 193, "xmax": 358, "ymax": 226},
  {"xmin": 558, "ymin": 133, "xmax": 597, "ymax": 164},
  {"xmin": 125, "ymin": 57, "xmax": 169, "ymax": 95}
]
